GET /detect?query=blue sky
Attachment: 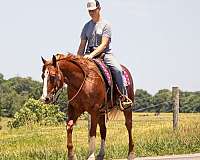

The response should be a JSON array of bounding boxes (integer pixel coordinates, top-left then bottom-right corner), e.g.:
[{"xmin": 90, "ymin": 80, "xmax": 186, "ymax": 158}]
[{"xmin": 0, "ymin": 0, "xmax": 200, "ymax": 94}]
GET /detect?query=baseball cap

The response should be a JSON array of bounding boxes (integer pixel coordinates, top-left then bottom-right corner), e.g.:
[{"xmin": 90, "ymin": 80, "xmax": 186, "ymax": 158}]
[{"xmin": 87, "ymin": 0, "xmax": 100, "ymax": 11}]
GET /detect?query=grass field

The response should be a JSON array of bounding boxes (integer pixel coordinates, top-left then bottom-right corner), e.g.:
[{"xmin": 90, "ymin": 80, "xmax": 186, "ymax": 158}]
[{"xmin": 0, "ymin": 113, "xmax": 200, "ymax": 159}]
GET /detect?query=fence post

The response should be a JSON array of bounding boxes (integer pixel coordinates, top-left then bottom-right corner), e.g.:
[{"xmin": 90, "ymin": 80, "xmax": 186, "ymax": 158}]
[{"xmin": 172, "ymin": 87, "xmax": 179, "ymax": 130}]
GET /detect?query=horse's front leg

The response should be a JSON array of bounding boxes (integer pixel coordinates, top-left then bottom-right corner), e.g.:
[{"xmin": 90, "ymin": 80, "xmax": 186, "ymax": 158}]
[
  {"xmin": 66, "ymin": 106, "xmax": 77, "ymax": 160},
  {"xmin": 67, "ymin": 122, "xmax": 76, "ymax": 160},
  {"xmin": 88, "ymin": 113, "xmax": 98, "ymax": 160}
]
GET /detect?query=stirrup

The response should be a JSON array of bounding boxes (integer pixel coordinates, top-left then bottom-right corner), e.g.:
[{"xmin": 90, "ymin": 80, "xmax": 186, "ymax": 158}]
[{"xmin": 119, "ymin": 96, "xmax": 133, "ymax": 110}]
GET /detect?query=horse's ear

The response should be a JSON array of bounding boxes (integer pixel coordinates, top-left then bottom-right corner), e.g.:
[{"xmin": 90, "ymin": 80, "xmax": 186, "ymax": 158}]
[
  {"xmin": 41, "ymin": 56, "xmax": 47, "ymax": 64},
  {"xmin": 52, "ymin": 55, "xmax": 57, "ymax": 67}
]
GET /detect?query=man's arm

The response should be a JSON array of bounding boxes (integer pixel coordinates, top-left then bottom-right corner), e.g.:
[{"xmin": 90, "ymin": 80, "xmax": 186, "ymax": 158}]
[
  {"xmin": 84, "ymin": 36, "xmax": 109, "ymax": 58},
  {"xmin": 77, "ymin": 39, "xmax": 87, "ymax": 56}
]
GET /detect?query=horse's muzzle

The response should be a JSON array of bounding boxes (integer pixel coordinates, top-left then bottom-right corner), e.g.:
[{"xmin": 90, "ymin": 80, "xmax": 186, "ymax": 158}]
[{"xmin": 40, "ymin": 95, "xmax": 53, "ymax": 104}]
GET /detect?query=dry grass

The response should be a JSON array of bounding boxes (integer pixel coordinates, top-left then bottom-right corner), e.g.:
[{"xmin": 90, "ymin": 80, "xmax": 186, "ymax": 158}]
[{"xmin": 0, "ymin": 113, "xmax": 200, "ymax": 159}]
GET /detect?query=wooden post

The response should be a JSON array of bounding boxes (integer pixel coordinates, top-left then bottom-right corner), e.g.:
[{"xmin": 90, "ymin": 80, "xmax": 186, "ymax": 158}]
[{"xmin": 172, "ymin": 87, "xmax": 179, "ymax": 130}]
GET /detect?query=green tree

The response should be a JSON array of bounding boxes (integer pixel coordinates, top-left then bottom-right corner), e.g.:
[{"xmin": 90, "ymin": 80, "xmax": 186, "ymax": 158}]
[
  {"xmin": 0, "ymin": 73, "xmax": 4, "ymax": 84},
  {"xmin": 134, "ymin": 89, "xmax": 153, "ymax": 112},
  {"xmin": 180, "ymin": 91, "xmax": 200, "ymax": 112},
  {"xmin": 152, "ymin": 89, "xmax": 172, "ymax": 112},
  {"xmin": 1, "ymin": 90, "xmax": 25, "ymax": 117},
  {"xmin": 0, "ymin": 75, "xmax": 43, "ymax": 117},
  {"xmin": 7, "ymin": 77, "xmax": 42, "ymax": 99},
  {"xmin": 8, "ymin": 98, "xmax": 65, "ymax": 128}
]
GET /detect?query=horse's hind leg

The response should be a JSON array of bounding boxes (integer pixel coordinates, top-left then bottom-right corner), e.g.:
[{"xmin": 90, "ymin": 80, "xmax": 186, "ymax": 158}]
[
  {"xmin": 124, "ymin": 110, "xmax": 135, "ymax": 160},
  {"xmin": 97, "ymin": 114, "xmax": 106, "ymax": 160},
  {"xmin": 88, "ymin": 113, "xmax": 98, "ymax": 160}
]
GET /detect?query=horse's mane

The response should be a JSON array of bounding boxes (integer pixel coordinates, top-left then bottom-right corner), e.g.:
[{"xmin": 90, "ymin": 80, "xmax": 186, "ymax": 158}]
[
  {"xmin": 56, "ymin": 52, "xmax": 90, "ymax": 63},
  {"xmin": 55, "ymin": 52, "xmax": 97, "ymax": 74}
]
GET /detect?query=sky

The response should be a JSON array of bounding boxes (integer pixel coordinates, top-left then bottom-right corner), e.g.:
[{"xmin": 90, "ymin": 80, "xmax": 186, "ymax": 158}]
[{"xmin": 0, "ymin": 0, "xmax": 200, "ymax": 94}]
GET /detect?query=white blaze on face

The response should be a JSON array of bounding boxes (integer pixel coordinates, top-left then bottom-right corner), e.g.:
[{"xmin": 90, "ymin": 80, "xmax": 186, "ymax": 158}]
[{"xmin": 42, "ymin": 69, "xmax": 49, "ymax": 99}]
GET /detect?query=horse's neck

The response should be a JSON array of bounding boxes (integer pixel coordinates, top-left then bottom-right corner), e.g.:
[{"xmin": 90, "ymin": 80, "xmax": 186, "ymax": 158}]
[{"xmin": 58, "ymin": 60, "xmax": 84, "ymax": 88}]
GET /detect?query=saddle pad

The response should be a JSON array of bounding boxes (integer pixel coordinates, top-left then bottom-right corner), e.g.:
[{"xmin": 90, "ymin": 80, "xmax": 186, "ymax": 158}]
[
  {"xmin": 93, "ymin": 59, "xmax": 112, "ymax": 86},
  {"xmin": 93, "ymin": 59, "xmax": 131, "ymax": 87},
  {"xmin": 122, "ymin": 68, "xmax": 131, "ymax": 86}
]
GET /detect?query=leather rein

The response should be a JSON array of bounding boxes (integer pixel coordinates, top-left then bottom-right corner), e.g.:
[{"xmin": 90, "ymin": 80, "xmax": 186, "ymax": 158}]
[{"xmin": 54, "ymin": 58, "xmax": 87, "ymax": 104}]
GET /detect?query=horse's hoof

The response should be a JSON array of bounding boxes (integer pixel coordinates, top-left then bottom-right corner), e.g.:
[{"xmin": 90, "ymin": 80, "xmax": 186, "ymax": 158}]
[
  {"xmin": 97, "ymin": 154, "xmax": 104, "ymax": 160},
  {"xmin": 87, "ymin": 154, "xmax": 95, "ymax": 160},
  {"xmin": 87, "ymin": 157, "xmax": 95, "ymax": 160},
  {"xmin": 68, "ymin": 154, "xmax": 77, "ymax": 160},
  {"xmin": 128, "ymin": 153, "xmax": 136, "ymax": 160}
]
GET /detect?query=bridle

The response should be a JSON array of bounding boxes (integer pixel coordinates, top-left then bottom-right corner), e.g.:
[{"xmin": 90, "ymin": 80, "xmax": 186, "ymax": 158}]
[
  {"xmin": 46, "ymin": 59, "xmax": 87, "ymax": 105},
  {"xmin": 50, "ymin": 73, "xmax": 64, "ymax": 104},
  {"xmin": 42, "ymin": 63, "xmax": 64, "ymax": 104}
]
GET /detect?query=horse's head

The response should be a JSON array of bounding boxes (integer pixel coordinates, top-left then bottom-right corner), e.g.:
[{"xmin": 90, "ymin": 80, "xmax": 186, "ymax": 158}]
[{"xmin": 40, "ymin": 55, "xmax": 64, "ymax": 104}]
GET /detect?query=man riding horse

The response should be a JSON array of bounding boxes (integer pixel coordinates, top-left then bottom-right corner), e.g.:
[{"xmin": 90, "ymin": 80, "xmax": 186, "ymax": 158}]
[
  {"xmin": 77, "ymin": 0, "xmax": 132, "ymax": 108},
  {"xmin": 40, "ymin": 1, "xmax": 135, "ymax": 159}
]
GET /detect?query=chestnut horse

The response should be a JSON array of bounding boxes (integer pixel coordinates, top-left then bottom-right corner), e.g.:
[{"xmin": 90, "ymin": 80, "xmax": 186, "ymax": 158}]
[{"xmin": 40, "ymin": 53, "xmax": 135, "ymax": 160}]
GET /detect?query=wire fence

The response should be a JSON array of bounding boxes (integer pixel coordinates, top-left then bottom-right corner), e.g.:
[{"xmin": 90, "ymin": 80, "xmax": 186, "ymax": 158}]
[
  {"xmin": 1, "ymin": 88, "xmax": 200, "ymax": 160},
  {"xmin": 77, "ymin": 87, "xmax": 200, "ymax": 146},
  {"xmin": 70, "ymin": 111, "xmax": 200, "ymax": 158}
]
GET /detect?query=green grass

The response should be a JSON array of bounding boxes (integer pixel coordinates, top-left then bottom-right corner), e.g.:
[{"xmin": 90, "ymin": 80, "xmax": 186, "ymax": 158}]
[{"xmin": 1, "ymin": 113, "xmax": 200, "ymax": 159}]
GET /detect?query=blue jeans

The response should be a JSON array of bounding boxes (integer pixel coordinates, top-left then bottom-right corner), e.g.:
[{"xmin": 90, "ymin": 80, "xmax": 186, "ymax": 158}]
[{"xmin": 103, "ymin": 53, "xmax": 126, "ymax": 95}]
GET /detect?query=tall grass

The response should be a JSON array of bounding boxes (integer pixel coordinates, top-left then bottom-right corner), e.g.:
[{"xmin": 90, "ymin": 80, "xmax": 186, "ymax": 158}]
[{"xmin": 0, "ymin": 113, "xmax": 200, "ymax": 159}]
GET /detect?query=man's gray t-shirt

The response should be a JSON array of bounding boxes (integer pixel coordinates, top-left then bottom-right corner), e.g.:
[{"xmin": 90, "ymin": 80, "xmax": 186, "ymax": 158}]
[{"xmin": 81, "ymin": 19, "xmax": 112, "ymax": 54}]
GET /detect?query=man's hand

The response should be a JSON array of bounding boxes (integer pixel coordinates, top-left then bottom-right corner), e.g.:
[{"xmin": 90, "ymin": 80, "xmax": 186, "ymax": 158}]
[{"xmin": 84, "ymin": 54, "xmax": 93, "ymax": 59}]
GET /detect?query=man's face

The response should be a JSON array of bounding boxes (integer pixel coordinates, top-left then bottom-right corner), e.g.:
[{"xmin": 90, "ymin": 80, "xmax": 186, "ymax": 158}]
[{"xmin": 88, "ymin": 8, "xmax": 100, "ymax": 20}]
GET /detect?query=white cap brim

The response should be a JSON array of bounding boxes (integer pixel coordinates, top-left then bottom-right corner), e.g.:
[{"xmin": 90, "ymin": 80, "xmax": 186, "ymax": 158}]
[{"xmin": 87, "ymin": 6, "xmax": 97, "ymax": 10}]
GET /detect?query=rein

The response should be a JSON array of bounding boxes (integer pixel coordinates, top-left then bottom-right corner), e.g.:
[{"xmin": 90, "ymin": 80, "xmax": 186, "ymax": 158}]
[
  {"xmin": 67, "ymin": 60, "xmax": 87, "ymax": 103},
  {"xmin": 53, "ymin": 87, "xmax": 63, "ymax": 104},
  {"xmin": 56, "ymin": 58, "xmax": 87, "ymax": 104},
  {"xmin": 52, "ymin": 64, "xmax": 64, "ymax": 104}
]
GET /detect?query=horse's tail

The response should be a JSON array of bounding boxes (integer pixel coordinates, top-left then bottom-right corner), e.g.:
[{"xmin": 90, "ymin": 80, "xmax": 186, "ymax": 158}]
[{"xmin": 107, "ymin": 108, "xmax": 121, "ymax": 121}]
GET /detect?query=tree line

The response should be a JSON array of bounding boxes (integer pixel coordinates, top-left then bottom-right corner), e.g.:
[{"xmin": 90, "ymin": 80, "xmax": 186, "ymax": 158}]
[{"xmin": 0, "ymin": 73, "xmax": 200, "ymax": 118}]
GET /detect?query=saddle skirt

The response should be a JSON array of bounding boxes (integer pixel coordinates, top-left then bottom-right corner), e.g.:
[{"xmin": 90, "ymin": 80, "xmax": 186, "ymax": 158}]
[{"xmin": 93, "ymin": 58, "xmax": 131, "ymax": 88}]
